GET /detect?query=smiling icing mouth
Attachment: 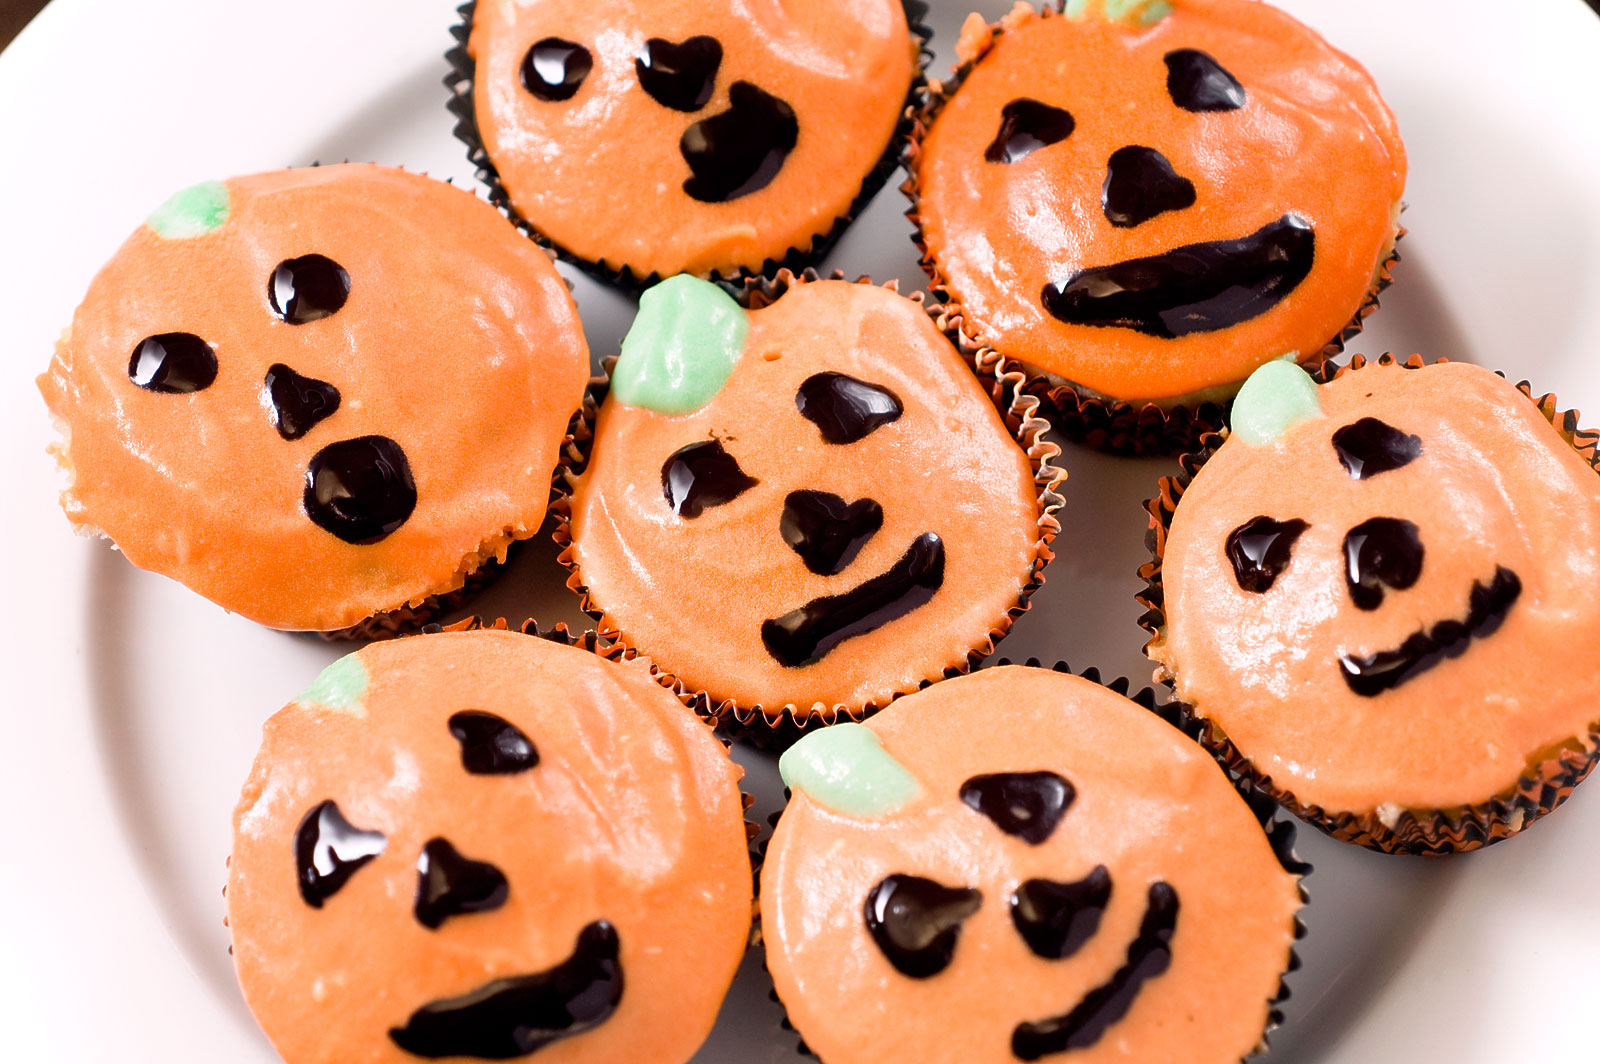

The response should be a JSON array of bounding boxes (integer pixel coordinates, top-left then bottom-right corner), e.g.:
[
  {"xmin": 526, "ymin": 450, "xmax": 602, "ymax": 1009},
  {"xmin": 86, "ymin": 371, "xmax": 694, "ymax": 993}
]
[
  {"xmin": 388, "ymin": 920, "xmax": 623, "ymax": 1059},
  {"xmin": 1041, "ymin": 214, "xmax": 1315, "ymax": 338},
  {"xmin": 1338, "ymin": 566, "xmax": 1522, "ymax": 697}
]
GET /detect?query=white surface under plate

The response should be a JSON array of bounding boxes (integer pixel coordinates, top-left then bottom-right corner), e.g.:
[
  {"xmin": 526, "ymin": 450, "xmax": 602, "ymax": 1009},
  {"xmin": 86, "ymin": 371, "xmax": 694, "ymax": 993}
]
[{"xmin": 2, "ymin": 0, "xmax": 1599, "ymax": 1060}]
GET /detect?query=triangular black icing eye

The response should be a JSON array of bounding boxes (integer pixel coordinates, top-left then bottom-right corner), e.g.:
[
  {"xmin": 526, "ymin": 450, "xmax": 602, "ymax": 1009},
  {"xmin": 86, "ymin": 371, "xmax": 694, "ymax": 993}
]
[
  {"xmin": 985, "ymin": 98, "xmax": 1075, "ymax": 164},
  {"xmin": 128, "ymin": 333, "xmax": 217, "ymax": 393},
  {"xmin": 795, "ymin": 372, "xmax": 903, "ymax": 444},
  {"xmin": 294, "ymin": 800, "xmax": 386, "ymax": 908},
  {"xmin": 661, "ymin": 439, "xmax": 759, "ymax": 518},
  {"xmin": 1011, "ymin": 866, "xmax": 1113, "ymax": 959},
  {"xmin": 448, "ymin": 711, "xmax": 539, "ymax": 775},
  {"xmin": 864, "ymin": 874, "xmax": 982, "ymax": 978},
  {"xmin": 414, "ymin": 838, "xmax": 509, "ymax": 929},
  {"xmin": 1225, "ymin": 516, "xmax": 1309, "ymax": 593},
  {"xmin": 269, "ymin": 254, "xmax": 350, "ymax": 325},
  {"xmin": 522, "ymin": 37, "xmax": 592, "ymax": 102},
  {"xmin": 636, "ymin": 35, "xmax": 722, "ymax": 112},
  {"xmin": 959, "ymin": 771, "xmax": 1075, "ymax": 844},
  {"xmin": 1332, "ymin": 417, "xmax": 1422, "ymax": 480},
  {"xmin": 1164, "ymin": 49, "xmax": 1246, "ymax": 112}
]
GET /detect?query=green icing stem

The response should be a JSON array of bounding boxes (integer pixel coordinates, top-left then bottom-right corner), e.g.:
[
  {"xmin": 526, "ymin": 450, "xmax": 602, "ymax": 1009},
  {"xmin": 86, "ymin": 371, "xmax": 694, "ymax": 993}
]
[
  {"xmin": 146, "ymin": 180, "xmax": 230, "ymax": 239},
  {"xmin": 1066, "ymin": 0, "xmax": 1171, "ymax": 23},
  {"xmin": 1231, "ymin": 358, "xmax": 1323, "ymax": 446},
  {"xmin": 296, "ymin": 653, "xmax": 368, "ymax": 714},
  {"xmin": 779, "ymin": 723, "xmax": 921, "ymax": 817},
  {"xmin": 611, "ymin": 275, "xmax": 749, "ymax": 415}
]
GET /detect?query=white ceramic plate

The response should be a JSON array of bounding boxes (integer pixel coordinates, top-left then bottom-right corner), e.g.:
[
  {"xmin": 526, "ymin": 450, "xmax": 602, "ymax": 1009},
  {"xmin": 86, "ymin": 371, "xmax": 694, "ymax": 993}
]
[{"xmin": 3, "ymin": 0, "xmax": 1599, "ymax": 1059}]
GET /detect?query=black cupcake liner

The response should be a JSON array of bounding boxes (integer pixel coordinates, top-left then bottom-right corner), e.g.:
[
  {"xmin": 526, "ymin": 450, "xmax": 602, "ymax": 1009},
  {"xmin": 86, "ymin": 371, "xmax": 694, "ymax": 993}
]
[
  {"xmin": 757, "ymin": 657, "xmax": 1310, "ymax": 1062},
  {"xmin": 444, "ymin": 1, "xmax": 935, "ymax": 296},
  {"xmin": 1137, "ymin": 352, "xmax": 1600, "ymax": 855},
  {"xmin": 547, "ymin": 268, "xmax": 1066, "ymax": 747},
  {"xmin": 899, "ymin": 2, "xmax": 1404, "ymax": 457}
]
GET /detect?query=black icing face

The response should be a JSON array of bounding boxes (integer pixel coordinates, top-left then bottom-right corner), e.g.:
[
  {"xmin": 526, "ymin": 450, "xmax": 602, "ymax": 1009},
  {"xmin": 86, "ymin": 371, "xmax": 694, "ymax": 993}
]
[
  {"xmin": 518, "ymin": 31, "xmax": 799, "ymax": 203},
  {"xmin": 1225, "ymin": 418, "xmax": 1525, "ymax": 697},
  {"xmin": 128, "ymin": 252, "xmax": 419, "ymax": 545},
  {"xmin": 862, "ymin": 770, "xmax": 1181, "ymax": 1060},
  {"xmin": 980, "ymin": 48, "xmax": 1317, "ymax": 338},
  {"xmin": 657, "ymin": 372, "xmax": 949, "ymax": 668},
  {"xmin": 292, "ymin": 709, "xmax": 627, "ymax": 1060}
]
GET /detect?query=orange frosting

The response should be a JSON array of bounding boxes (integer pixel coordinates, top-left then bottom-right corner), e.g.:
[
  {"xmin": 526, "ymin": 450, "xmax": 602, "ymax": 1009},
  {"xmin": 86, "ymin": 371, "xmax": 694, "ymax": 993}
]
[
  {"xmin": 1153, "ymin": 362, "xmax": 1600, "ymax": 815},
  {"xmin": 37, "ymin": 164, "xmax": 589, "ymax": 631},
  {"xmin": 915, "ymin": 0, "xmax": 1405, "ymax": 401},
  {"xmin": 763, "ymin": 666, "xmax": 1302, "ymax": 1064},
  {"xmin": 468, "ymin": 0, "xmax": 916, "ymax": 278},
  {"xmin": 568, "ymin": 279, "xmax": 1043, "ymax": 716},
  {"xmin": 228, "ymin": 629, "xmax": 752, "ymax": 1064}
]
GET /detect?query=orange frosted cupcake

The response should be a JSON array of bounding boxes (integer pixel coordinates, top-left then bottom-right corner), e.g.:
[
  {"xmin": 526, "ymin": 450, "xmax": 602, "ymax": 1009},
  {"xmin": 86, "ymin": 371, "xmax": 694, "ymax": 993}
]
[
  {"xmin": 763, "ymin": 665, "xmax": 1305, "ymax": 1064},
  {"xmin": 448, "ymin": 0, "xmax": 925, "ymax": 285},
  {"xmin": 1142, "ymin": 356, "xmax": 1600, "ymax": 854},
  {"xmin": 907, "ymin": 0, "xmax": 1405, "ymax": 451},
  {"xmin": 37, "ymin": 164, "xmax": 590, "ymax": 636},
  {"xmin": 557, "ymin": 272, "xmax": 1062, "ymax": 736},
  {"xmin": 227, "ymin": 626, "xmax": 753, "ymax": 1064}
]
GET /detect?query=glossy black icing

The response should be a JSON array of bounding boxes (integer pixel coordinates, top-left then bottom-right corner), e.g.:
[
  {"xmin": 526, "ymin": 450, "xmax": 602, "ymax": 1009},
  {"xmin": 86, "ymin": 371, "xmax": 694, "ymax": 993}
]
[
  {"xmin": 1339, "ymin": 566, "xmax": 1522, "ymax": 697},
  {"xmin": 448, "ymin": 710, "xmax": 539, "ymax": 775},
  {"xmin": 1225, "ymin": 516, "xmax": 1309, "ymax": 593},
  {"xmin": 1012, "ymin": 881, "xmax": 1180, "ymax": 1059},
  {"xmin": 263, "ymin": 363, "xmax": 340, "ymax": 441},
  {"xmin": 1342, "ymin": 517, "xmax": 1423, "ymax": 611},
  {"xmin": 128, "ymin": 332, "xmax": 217, "ymax": 394},
  {"xmin": 1332, "ymin": 417, "xmax": 1422, "ymax": 480},
  {"xmin": 389, "ymin": 920, "xmax": 623, "ymax": 1058},
  {"xmin": 1011, "ymin": 866, "xmax": 1113, "ymax": 960},
  {"xmin": 268, "ymin": 254, "xmax": 350, "ymax": 325},
  {"xmin": 303, "ymin": 434, "xmax": 417, "ymax": 544},
  {"xmin": 1042, "ymin": 214, "xmax": 1315, "ymax": 338},
  {"xmin": 294, "ymin": 799, "xmax": 386, "ymax": 908},
  {"xmin": 795, "ymin": 372, "xmax": 903, "ymax": 444},
  {"xmin": 985, "ymin": 98, "xmax": 1075, "ymax": 164},
  {"xmin": 1102, "ymin": 145, "xmax": 1196, "ymax": 228},
  {"xmin": 780, "ymin": 490, "xmax": 883, "ymax": 576},
  {"xmin": 522, "ymin": 38, "xmax": 592, "ymax": 102},
  {"xmin": 959, "ymin": 771, "xmax": 1075, "ymax": 845},
  {"xmin": 681, "ymin": 81, "xmax": 798, "ymax": 203},
  {"xmin": 864, "ymin": 874, "xmax": 983, "ymax": 979},
  {"xmin": 761, "ymin": 533, "xmax": 945, "ymax": 667},
  {"xmin": 1163, "ymin": 49, "xmax": 1246, "ymax": 112},
  {"xmin": 661, "ymin": 439, "xmax": 758, "ymax": 518},
  {"xmin": 636, "ymin": 36, "xmax": 721, "ymax": 112},
  {"xmin": 414, "ymin": 838, "xmax": 510, "ymax": 930}
]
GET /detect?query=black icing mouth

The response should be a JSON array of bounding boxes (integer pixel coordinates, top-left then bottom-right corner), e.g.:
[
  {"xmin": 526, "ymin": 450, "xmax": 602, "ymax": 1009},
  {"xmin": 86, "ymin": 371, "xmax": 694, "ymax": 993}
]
[
  {"xmin": 389, "ymin": 920, "xmax": 623, "ymax": 1059},
  {"xmin": 1012, "ymin": 882, "xmax": 1180, "ymax": 1060},
  {"xmin": 1338, "ymin": 566, "xmax": 1522, "ymax": 697},
  {"xmin": 1041, "ymin": 214, "xmax": 1314, "ymax": 338},
  {"xmin": 761, "ymin": 533, "xmax": 945, "ymax": 668}
]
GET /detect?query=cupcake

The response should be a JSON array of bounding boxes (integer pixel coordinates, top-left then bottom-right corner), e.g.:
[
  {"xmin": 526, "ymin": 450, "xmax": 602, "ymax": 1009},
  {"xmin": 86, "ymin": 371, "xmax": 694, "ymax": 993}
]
[
  {"xmin": 906, "ymin": 0, "xmax": 1405, "ymax": 452},
  {"xmin": 1142, "ymin": 356, "xmax": 1600, "ymax": 854},
  {"xmin": 37, "ymin": 163, "xmax": 590, "ymax": 636},
  {"xmin": 447, "ymin": 0, "xmax": 926, "ymax": 285},
  {"xmin": 762, "ymin": 664, "xmax": 1305, "ymax": 1064},
  {"xmin": 226, "ymin": 626, "xmax": 753, "ymax": 1063},
  {"xmin": 556, "ymin": 271, "xmax": 1063, "ymax": 736}
]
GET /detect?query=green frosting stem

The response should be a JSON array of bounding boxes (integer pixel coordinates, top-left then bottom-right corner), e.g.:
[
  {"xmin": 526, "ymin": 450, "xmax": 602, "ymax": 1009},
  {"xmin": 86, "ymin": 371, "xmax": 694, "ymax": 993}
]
[
  {"xmin": 779, "ymin": 723, "xmax": 922, "ymax": 817},
  {"xmin": 295, "ymin": 653, "xmax": 368, "ymax": 714},
  {"xmin": 1065, "ymin": 0, "xmax": 1171, "ymax": 24},
  {"xmin": 146, "ymin": 180, "xmax": 230, "ymax": 239},
  {"xmin": 611, "ymin": 274, "xmax": 749, "ymax": 415},
  {"xmin": 1231, "ymin": 358, "xmax": 1324, "ymax": 446}
]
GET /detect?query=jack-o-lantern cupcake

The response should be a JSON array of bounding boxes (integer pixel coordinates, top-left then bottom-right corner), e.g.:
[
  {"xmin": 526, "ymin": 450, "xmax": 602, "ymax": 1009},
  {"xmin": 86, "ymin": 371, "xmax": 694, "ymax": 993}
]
[
  {"xmin": 906, "ymin": 0, "xmax": 1406, "ymax": 452},
  {"xmin": 1142, "ymin": 356, "xmax": 1600, "ymax": 854},
  {"xmin": 556, "ymin": 272, "xmax": 1063, "ymax": 737},
  {"xmin": 448, "ymin": 0, "xmax": 926, "ymax": 286},
  {"xmin": 227, "ymin": 625, "xmax": 754, "ymax": 1064},
  {"xmin": 37, "ymin": 164, "xmax": 590, "ymax": 636},
  {"xmin": 762, "ymin": 665, "xmax": 1306, "ymax": 1064}
]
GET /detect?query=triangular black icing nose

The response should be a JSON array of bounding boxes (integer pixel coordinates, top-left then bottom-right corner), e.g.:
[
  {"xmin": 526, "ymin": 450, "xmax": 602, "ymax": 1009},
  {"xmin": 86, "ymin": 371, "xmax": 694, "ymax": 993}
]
[
  {"xmin": 414, "ymin": 837, "xmax": 509, "ymax": 929},
  {"xmin": 1102, "ymin": 146, "xmax": 1196, "ymax": 228},
  {"xmin": 303, "ymin": 435, "xmax": 417, "ymax": 544},
  {"xmin": 264, "ymin": 363, "xmax": 341, "ymax": 440}
]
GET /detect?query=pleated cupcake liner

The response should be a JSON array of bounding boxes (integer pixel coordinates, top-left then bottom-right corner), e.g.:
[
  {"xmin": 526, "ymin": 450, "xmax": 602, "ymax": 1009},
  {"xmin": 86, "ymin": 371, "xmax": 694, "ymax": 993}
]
[
  {"xmin": 547, "ymin": 268, "xmax": 1066, "ymax": 748},
  {"xmin": 757, "ymin": 657, "xmax": 1310, "ymax": 1062},
  {"xmin": 899, "ymin": 1, "xmax": 1403, "ymax": 457},
  {"xmin": 444, "ymin": 1, "xmax": 935, "ymax": 296},
  {"xmin": 1137, "ymin": 352, "xmax": 1600, "ymax": 856}
]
